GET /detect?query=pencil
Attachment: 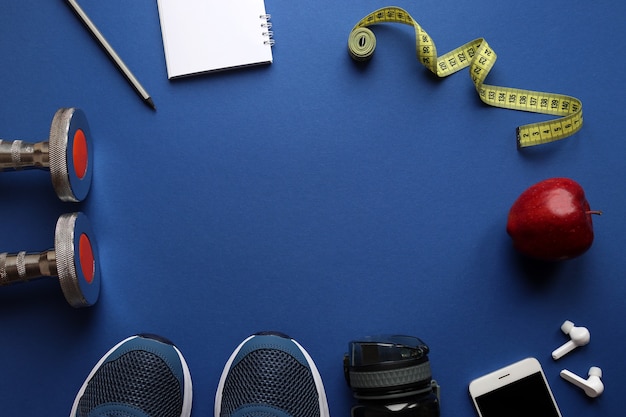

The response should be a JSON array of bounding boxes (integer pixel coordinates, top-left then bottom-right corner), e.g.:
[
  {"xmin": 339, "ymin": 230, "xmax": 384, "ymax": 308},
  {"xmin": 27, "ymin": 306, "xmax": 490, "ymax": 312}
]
[{"xmin": 65, "ymin": 0, "xmax": 156, "ymax": 110}]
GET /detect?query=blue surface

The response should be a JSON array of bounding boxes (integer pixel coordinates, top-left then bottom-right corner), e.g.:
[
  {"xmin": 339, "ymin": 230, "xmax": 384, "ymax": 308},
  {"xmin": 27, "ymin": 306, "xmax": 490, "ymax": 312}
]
[{"xmin": 0, "ymin": 0, "xmax": 624, "ymax": 416}]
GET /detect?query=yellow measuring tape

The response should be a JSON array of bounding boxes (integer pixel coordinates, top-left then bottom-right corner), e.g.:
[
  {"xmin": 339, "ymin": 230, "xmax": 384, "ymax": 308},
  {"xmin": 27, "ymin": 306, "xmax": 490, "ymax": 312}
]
[{"xmin": 348, "ymin": 7, "xmax": 583, "ymax": 148}]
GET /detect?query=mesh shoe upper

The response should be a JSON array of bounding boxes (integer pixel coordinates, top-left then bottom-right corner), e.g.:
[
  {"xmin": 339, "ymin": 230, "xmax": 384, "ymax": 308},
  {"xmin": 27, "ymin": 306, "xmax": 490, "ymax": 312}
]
[
  {"xmin": 216, "ymin": 333, "xmax": 329, "ymax": 417},
  {"xmin": 77, "ymin": 349, "xmax": 183, "ymax": 417},
  {"xmin": 71, "ymin": 335, "xmax": 192, "ymax": 417}
]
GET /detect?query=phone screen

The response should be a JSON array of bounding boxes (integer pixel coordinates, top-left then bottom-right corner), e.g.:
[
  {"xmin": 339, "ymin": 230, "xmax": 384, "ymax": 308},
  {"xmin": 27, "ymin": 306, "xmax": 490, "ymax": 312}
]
[{"xmin": 474, "ymin": 371, "xmax": 560, "ymax": 417}]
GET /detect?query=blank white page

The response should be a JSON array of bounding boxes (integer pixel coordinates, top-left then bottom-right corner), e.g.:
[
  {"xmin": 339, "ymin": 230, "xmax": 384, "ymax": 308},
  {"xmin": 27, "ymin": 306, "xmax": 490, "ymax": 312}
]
[{"xmin": 157, "ymin": 0, "xmax": 273, "ymax": 78}]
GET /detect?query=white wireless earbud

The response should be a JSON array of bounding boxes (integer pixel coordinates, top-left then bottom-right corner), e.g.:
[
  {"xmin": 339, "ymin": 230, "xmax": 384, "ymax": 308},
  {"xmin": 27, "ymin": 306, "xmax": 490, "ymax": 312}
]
[
  {"xmin": 551, "ymin": 320, "xmax": 590, "ymax": 360},
  {"xmin": 560, "ymin": 366, "xmax": 604, "ymax": 398}
]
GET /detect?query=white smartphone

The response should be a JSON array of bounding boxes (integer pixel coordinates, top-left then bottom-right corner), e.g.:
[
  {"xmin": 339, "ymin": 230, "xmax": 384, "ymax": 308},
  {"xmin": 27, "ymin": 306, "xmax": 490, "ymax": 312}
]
[{"xmin": 468, "ymin": 357, "xmax": 563, "ymax": 417}]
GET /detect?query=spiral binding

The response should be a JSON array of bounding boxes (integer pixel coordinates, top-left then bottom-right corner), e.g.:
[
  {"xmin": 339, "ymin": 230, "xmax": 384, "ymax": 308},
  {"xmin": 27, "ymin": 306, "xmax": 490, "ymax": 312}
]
[{"xmin": 260, "ymin": 14, "xmax": 275, "ymax": 46}]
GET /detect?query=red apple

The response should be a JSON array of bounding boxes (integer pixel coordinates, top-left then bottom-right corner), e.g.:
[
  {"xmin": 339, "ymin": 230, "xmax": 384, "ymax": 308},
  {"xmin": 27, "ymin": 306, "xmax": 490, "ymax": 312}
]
[{"xmin": 506, "ymin": 178, "xmax": 601, "ymax": 261}]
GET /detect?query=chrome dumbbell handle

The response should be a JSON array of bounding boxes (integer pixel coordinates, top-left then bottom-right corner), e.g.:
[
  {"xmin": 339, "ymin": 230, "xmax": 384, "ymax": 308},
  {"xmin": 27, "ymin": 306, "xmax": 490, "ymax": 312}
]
[
  {"xmin": 0, "ymin": 212, "xmax": 100, "ymax": 308},
  {"xmin": 0, "ymin": 108, "xmax": 92, "ymax": 202},
  {"xmin": 0, "ymin": 250, "xmax": 57, "ymax": 284},
  {"xmin": 0, "ymin": 140, "xmax": 50, "ymax": 170}
]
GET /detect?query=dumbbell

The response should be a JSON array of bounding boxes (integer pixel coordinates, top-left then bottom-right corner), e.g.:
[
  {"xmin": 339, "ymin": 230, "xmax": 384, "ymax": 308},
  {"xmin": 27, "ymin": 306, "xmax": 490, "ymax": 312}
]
[
  {"xmin": 0, "ymin": 212, "xmax": 100, "ymax": 307},
  {"xmin": 0, "ymin": 108, "xmax": 92, "ymax": 202}
]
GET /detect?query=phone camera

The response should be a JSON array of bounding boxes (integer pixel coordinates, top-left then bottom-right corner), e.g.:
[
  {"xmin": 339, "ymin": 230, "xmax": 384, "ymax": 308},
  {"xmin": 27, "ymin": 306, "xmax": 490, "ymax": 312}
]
[{"xmin": 344, "ymin": 335, "xmax": 440, "ymax": 417}]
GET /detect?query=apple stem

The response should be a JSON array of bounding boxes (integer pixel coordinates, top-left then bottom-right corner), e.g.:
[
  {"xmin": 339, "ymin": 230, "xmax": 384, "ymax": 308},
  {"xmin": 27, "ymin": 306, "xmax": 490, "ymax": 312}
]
[{"xmin": 586, "ymin": 210, "xmax": 603, "ymax": 216}]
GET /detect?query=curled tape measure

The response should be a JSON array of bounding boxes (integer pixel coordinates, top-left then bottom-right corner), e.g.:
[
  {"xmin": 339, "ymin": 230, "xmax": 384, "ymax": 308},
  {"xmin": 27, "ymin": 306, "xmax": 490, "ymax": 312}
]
[{"xmin": 348, "ymin": 7, "xmax": 583, "ymax": 148}]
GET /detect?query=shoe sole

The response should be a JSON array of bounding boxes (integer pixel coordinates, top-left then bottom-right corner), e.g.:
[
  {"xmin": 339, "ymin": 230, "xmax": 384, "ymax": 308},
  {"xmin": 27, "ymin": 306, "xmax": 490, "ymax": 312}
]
[
  {"xmin": 214, "ymin": 333, "xmax": 330, "ymax": 417},
  {"xmin": 69, "ymin": 334, "xmax": 193, "ymax": 417}
]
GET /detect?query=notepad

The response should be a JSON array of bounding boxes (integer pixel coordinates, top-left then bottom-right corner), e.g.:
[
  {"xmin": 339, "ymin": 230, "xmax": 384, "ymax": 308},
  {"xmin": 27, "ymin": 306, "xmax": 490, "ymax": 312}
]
[{"xmin": 156, "ymin": 0, "xmax": 274, "ymax": 79}]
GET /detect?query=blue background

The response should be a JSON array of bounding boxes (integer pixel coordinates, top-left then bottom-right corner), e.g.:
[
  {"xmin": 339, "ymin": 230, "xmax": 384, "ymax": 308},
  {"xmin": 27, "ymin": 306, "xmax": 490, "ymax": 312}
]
[{"xmin": 0, "ymin": 0, "xmax": 624, "ymax": 416}]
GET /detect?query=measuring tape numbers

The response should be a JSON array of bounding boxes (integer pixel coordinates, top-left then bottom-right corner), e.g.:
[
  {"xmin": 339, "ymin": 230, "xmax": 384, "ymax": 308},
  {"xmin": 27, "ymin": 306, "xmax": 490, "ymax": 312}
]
[{"xmin": 348, "ymin": 7, "xmax": 583, "ymax": 148}]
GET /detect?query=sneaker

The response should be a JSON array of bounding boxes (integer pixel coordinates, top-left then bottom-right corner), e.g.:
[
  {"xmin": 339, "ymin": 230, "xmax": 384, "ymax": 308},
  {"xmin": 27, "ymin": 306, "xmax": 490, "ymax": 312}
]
[
  {"xmin": 70, "ymin": 334, "xmax": 193, "ymax": 417},
  {"xmin": 215, "ymin": 331, "xmax": 330, "ymax": 417}
]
